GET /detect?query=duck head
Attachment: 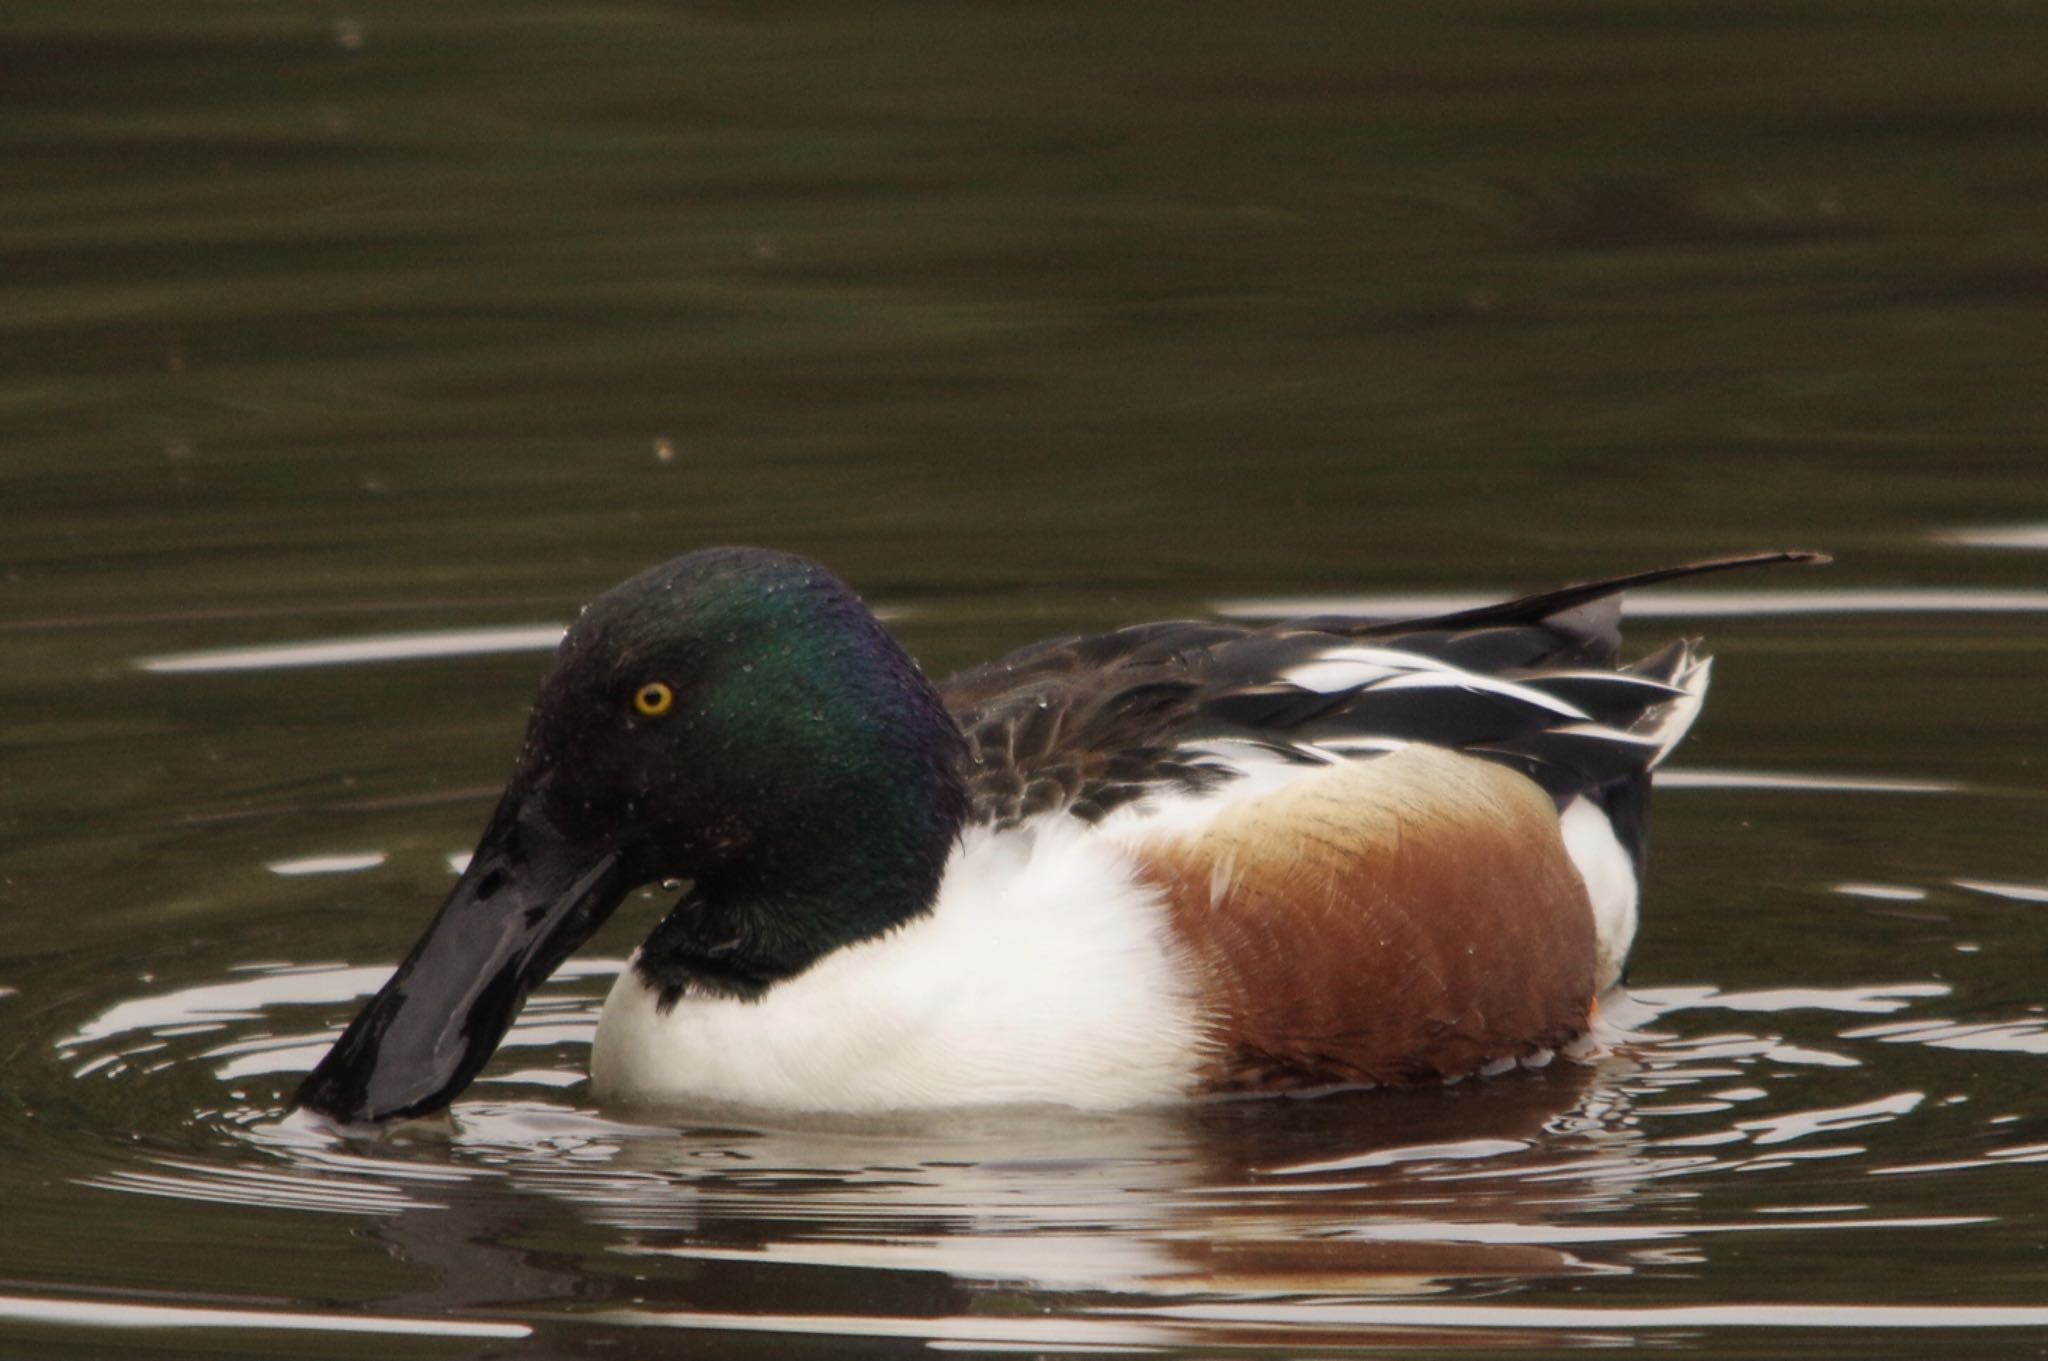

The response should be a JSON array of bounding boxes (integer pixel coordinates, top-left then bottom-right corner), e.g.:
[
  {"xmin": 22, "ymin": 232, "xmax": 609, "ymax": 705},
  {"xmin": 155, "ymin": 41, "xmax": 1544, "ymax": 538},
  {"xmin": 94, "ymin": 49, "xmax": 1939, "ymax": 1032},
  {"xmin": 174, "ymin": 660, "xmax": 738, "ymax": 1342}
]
[{"xmin": 294, "ymin": 547, "xmax": 967, "ymax": 1124}]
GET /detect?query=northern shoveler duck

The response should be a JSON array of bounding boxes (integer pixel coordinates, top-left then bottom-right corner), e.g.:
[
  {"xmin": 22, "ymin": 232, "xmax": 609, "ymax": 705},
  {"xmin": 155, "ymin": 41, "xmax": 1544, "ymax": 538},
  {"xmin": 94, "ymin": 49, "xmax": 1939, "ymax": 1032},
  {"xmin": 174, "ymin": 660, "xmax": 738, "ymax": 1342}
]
[{"xmin": 294, "ymin": 546, "xmax": 1824, "ymax": 1124}]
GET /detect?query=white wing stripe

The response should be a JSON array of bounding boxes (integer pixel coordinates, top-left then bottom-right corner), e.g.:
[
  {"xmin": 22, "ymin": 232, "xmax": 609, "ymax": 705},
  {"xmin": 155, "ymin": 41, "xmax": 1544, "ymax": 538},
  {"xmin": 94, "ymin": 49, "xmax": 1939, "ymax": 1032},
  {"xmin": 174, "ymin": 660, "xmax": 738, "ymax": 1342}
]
[
  {"xmin": 1261, "ymin": 644, "xmax": 1712, "ymax": 770},
  {"xmin": 1282, "ymin": 647, "xmax": 1593, "ymax": 719},
  {"xmin": 1307, "ymin": 737, "xmax": 1412, "ymax": 754},
  {"xmin": 1646, "ymin": 656, "xmax": 1711, "ymax": 768},
  {"xmin": 1368, "ymin": 670, "xmax": 1591, "ymax": 719},
  {"xmin": 1281, "ymin": 659, "xmax": 1403, "ymax": 693},
  {"xmin": 1298, "ymin": 645, "xmax": 1476, "ymax": 675},
  {"xmin": 1551, "ymin": 722, "xmax": 1666, "ymax": 747}
]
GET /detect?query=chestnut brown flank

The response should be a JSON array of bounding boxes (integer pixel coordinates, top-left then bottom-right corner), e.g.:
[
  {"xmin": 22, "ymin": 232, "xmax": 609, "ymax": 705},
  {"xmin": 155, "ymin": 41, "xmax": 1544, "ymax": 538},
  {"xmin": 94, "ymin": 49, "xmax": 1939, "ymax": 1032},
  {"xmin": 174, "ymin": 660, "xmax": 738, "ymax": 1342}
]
[{"xmin": 1129, "ymin": 747, "xmax": 1599, "ymax": 1091}]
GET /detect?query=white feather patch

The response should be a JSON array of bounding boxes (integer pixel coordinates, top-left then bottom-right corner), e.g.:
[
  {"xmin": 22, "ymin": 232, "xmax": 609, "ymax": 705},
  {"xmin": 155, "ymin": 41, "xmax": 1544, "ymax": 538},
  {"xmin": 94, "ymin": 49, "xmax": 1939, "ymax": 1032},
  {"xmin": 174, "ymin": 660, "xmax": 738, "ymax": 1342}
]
[
  {"xmin": 1557, "ymin": 796, "xmax": 1639, "ymax": 991},
  {"xmin": 1280, "ymin": 657, "xmax": 1403, "ymax": 693},
  {"xmin": 590, "ymin": 819, "xmax": 1205, "ymax": 1112},
  {"xmin": 1644, "ymin": 655, "xmax": 1711, "ymax": 768},
  {"xmin": 1280, "ymin": 645, "xmax": 1590, "ymax": 719},
  {"xmin": 1368, "ymin": 669, "xmax": 1590, "ymax": 718}
]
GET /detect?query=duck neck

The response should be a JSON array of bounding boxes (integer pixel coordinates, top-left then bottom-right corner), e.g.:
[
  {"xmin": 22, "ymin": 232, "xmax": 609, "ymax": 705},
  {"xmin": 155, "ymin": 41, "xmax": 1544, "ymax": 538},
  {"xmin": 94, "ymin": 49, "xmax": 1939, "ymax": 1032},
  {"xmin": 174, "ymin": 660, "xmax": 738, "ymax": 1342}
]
[{"xmin": 632, "ymin": 723, "xmax": 969, "ymax": 1007}]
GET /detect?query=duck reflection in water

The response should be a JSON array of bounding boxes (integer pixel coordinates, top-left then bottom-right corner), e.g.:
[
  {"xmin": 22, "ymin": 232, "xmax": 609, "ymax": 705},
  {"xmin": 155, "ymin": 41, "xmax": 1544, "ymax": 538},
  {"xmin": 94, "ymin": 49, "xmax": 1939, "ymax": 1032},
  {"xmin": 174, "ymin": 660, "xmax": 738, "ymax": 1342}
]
[{"xmin": 306, "ymin": 1055, "xmax": 1662, "ymax": 1337}]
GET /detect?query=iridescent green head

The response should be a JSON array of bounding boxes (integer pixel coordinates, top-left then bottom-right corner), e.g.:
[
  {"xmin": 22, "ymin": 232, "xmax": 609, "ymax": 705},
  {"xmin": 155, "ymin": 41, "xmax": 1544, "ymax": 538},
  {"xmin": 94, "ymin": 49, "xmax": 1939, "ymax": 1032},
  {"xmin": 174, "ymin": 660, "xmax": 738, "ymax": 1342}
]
[{"xmin": 296, "ymin": 547, "xmax": 967, "ymax": 1124}]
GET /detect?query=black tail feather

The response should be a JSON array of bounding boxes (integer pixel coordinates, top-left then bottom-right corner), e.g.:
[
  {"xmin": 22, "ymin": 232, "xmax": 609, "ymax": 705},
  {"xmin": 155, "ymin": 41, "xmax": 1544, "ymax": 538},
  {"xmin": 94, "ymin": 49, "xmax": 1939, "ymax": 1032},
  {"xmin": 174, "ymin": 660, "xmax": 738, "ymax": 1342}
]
[{"xmin": 1349, "ymin": 550, "xmax": 1830, "ymax": 637}]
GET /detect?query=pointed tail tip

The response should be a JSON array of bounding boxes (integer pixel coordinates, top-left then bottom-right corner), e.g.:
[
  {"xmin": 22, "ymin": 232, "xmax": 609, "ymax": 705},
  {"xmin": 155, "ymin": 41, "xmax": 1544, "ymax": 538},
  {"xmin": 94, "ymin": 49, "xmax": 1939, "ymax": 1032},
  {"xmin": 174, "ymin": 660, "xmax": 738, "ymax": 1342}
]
[
  {"xmin": 1688, "ymin": 548, "xmax": 1831, "ymax": 572},
  {"xmin": 1615, "ymin": 548, "xmax": 1832, "ymax": 593}
]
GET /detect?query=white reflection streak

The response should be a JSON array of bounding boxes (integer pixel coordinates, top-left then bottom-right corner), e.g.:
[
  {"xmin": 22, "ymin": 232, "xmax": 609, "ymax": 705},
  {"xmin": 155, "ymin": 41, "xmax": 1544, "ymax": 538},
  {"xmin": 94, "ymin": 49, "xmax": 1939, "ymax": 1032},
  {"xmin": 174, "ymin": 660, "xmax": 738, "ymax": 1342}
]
[
  {"xmin": 0, "ymin": 1293, "xmax": 528, "ymax": 1339},
  {"xmin": 1651, "ymin": 769, "xmax": 1961, "ymax": 794},
  {"xmin": 135, "ymin": 608, "xmax": 907, "ymax": 675},
  {"xmin": 87, "ymin": 1164, "xmax": 425, "ymax": 1216},
  {"xmin": 1633, "ymin": 982, "xmax": 1951, "ymax": 1016},
  {"xmin": 1833, "ymin": 882, "xmax": 1930, "ymax": 901},
  {"xmin": 1840, "ymin": 1016, "xmax": 2048, "ymax": 1057},
  {"xmin": 1260, "ymin": 1137, "xmax": 1529, "ymax": 1177},
  {"xmin": 267, "ymin": 853, "xmax": 387, "ymax": 877},
  {"xmin": 1936, "ymin": 524, "xmax": 2048, "ymax": 551},
  {"xmin": 1734, "ymin": 1092, "xmax": 1925, "ymax": 1147},
  {"xmin": 586, "ymin": 1300, "xmax": 2048, "ymax": 1344},
  {"xmin": 136, "ymin": 625, "xmax": 567, "ymax": 674},
  {"xmin": 61, "ymin": 966, "xmax": 397, "ymax": 1048},
  {"xmin": 592, "ymin": 1307, "xmax": 1178, "ymax": 1348},
  {"xmin": 1128, "ymin": 1300, "xmax": 2048, "ymax": 1331},
  {"xmin": 622, "ymin": 1233, "xmax": 1187, "ymax": 1296},
  {"xmin": 1952, "ymin": 878, "xmax": 2048, "ymax": 904},
  {"xmin": 210, "ymin": 1041, "xmax": 336, "ymax": 1080},
  {"xmin": 1328, "ymin": 1215, "xmax": 1982, "ymax": 1246},
  {"xmin": 58, "ymin": 957, "xmax": 624, "ymax": 1052},
  {"xmin": 1872, "ymin": 1143, "xmax": 2048, "ymax": 1177}
]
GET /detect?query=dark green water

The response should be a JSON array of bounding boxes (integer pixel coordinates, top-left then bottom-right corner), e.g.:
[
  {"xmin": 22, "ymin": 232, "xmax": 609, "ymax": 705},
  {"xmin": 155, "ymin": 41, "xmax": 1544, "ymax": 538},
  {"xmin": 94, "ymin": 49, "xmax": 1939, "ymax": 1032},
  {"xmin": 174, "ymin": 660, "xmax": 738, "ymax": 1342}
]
[{"xmin": 4, "ymin": 2, "xmax": 2048, "ymax": 1356}]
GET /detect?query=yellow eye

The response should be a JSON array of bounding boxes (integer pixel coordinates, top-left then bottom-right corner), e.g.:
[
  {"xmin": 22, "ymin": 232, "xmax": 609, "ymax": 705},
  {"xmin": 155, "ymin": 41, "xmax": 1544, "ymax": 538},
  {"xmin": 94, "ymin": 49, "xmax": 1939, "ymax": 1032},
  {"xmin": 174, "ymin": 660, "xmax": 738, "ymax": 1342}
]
[{"xmin": 632, "ymin": 682, "xmax": 674, "ymax": 717}]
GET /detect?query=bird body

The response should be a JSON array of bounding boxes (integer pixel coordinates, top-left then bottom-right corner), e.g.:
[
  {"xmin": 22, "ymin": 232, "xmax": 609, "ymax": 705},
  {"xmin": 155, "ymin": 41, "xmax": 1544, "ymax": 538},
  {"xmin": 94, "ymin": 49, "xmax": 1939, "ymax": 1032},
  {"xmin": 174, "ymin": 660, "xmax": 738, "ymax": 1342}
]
[
  {"xmin": 293, "ymin": 546, "xmax": 1822, "ymax": 1125},
  {"xmin": 592, "ymin": 743, "xmax": 1616, "ymax": 1111}
]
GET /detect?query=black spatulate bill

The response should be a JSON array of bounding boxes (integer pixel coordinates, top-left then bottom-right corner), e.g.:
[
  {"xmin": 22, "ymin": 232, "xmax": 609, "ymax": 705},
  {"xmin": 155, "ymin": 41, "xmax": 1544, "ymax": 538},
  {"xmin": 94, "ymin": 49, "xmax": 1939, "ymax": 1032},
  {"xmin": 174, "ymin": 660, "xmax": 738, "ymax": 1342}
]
[{"xmin": 293, "ymin": 791, "xmax": 637, "ymax": 1124}]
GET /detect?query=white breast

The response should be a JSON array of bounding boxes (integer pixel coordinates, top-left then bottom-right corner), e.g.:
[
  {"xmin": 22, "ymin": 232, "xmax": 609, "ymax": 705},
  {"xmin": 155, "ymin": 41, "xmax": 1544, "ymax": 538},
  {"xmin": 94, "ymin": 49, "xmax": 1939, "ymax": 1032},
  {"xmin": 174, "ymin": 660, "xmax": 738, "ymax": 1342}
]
[{"xmin": 590, "ymin": 819, "xmax": 1206, "ymax": 1113}]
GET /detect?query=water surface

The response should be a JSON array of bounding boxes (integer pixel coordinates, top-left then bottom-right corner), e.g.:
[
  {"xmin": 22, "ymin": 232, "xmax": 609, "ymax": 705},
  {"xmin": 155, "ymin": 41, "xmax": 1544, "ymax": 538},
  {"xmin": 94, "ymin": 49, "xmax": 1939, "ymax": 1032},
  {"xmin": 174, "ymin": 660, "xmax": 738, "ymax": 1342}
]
[{"xmin": 4, "ymin": 2, "xmax": 2048, "ymax": 1356}]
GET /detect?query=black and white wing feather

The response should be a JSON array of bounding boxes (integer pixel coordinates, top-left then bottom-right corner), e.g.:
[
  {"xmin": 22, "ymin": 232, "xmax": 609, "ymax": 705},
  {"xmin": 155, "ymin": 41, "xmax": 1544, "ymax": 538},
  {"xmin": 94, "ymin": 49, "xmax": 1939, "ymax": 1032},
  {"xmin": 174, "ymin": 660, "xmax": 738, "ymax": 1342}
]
[{"xmin": 939, "ymin": 551, "xmax": 1822, "ymax": 835}]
